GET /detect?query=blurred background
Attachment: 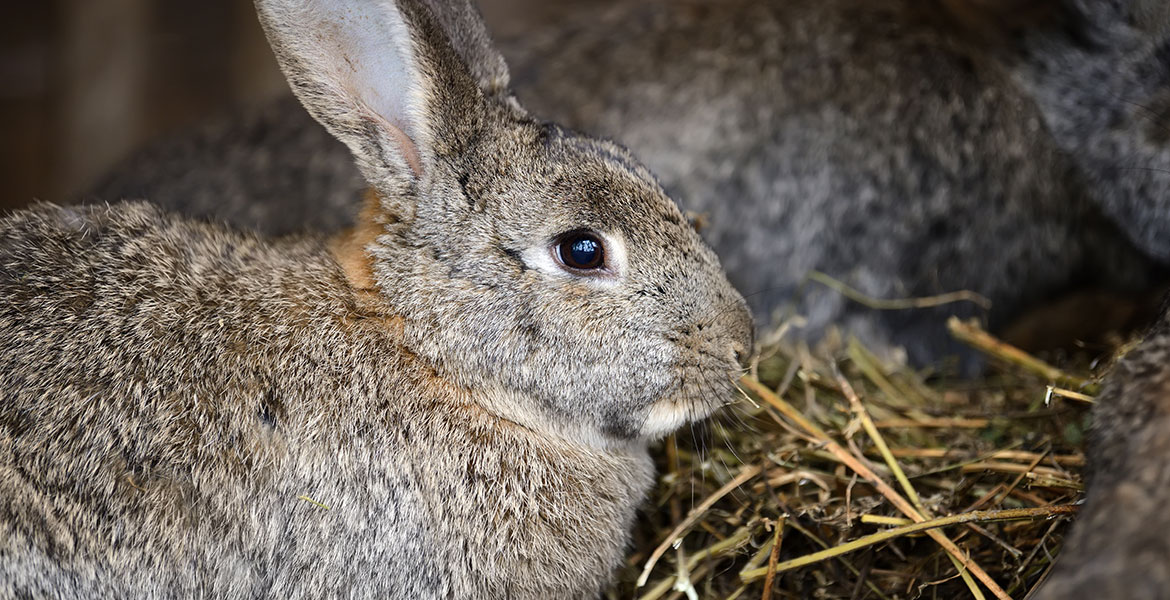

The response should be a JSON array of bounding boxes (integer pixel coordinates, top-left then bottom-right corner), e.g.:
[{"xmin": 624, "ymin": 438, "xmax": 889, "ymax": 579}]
[{"xmin": 0, "ymin": 0, "xmax": 599, "ymax": 213}]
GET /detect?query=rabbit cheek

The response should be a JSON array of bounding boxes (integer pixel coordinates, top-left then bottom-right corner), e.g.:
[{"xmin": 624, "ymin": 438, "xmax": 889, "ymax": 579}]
[{"xmin": 638, "ymin": 360, "xmax": 734, "ymax": 440}]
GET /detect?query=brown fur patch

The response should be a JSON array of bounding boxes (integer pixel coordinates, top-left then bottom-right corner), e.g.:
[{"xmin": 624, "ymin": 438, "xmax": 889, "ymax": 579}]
[
  {"xmin": 330, "ymin": 189, "xmax": 386, "ymax": 295},
  {"xmin": 330, "ymin": 190, "xmax": 407, "ymax": 337}
]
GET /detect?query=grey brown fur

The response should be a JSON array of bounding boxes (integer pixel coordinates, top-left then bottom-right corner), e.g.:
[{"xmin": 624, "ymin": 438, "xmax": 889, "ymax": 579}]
[
  {"xmin": 1009, "ymin": 0, "xmax": 1170, "ymax": 262},
  {"xmin": 0, "ymin": 0, "xmax": 752, "ymax": 597},
  {"xmin": 92, "ymin": 0, "xmax": 1170, "ymax": 370},
  {"xmin": 511, "ymin": 0, "xmax": 1165, "ymax": 368}
]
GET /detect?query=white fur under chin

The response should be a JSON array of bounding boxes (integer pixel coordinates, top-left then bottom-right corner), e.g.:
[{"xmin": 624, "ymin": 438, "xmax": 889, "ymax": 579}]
[
  {"xmin": 475, "ymin": 387, "xmax": 622, "ymax": 450},
  {"xmin": 640, "ymin": 398, "xmax": 714, "ymax": 440},
  {"xmin": 475, "ymin": 387, "xmax": 708, "ymax": 449}
]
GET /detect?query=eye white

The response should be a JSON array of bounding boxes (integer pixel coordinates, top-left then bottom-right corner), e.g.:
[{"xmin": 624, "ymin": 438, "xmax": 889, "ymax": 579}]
[{"xmin": 522, "ymin": 230, "xmax": 627, "ymax": 284}]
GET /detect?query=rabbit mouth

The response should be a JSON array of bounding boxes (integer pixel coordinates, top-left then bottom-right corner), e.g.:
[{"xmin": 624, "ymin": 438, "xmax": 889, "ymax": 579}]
[{"xmin": 641, "ymin": 397, "xmax": 719, "ymax": 439}]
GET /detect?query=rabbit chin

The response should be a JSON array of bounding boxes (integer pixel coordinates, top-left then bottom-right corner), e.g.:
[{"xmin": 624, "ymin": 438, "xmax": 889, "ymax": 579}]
[{"xmin": 639, "ymin": 397, "xmax": 720, "ymax": 440}]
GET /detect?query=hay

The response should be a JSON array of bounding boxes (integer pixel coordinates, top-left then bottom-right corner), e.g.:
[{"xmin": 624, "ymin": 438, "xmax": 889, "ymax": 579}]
[{"xmin": 608, "ymin": 318, "xmax": 1106, "ymax": 600}]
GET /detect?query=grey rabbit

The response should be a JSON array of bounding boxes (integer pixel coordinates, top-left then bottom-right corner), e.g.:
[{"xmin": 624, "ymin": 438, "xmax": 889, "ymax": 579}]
[
  {"xmin": 0, "ymin": 0, "xmax": 752, "ymax": 597},
  {"xmin": 90, "ymin": 0, "xmax": 1170, "ymax": 371},
  {"xmin": 84, "ymin": 3, "xmax": 1170, "ymax": 596},
  {"xmin": 63, "ymin": 0, "xmax": 1170, "ymax": 596},
  {"xmin": 1032, "ymin": 301, "xmax": 1170, "ymax": 600}
]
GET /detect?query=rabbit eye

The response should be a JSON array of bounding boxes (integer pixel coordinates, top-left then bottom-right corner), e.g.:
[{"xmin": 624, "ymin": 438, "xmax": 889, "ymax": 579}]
[{"xmin": 555, "ymin": 231, "xmax": 606, "ymax": 272}]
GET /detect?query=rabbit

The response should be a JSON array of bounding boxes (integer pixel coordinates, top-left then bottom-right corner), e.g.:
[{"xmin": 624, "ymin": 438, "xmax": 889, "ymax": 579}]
[
  {"xmin": 0, "ymin": 0, "xmax": 753, "ymax": 597},
  {"xmin": 1031, "ymin": 302, "xmax": 1170, "ymax": 600},
  {"xmin": 89, "ymin": 0, "xmax": 1168, "ymax": 372}
]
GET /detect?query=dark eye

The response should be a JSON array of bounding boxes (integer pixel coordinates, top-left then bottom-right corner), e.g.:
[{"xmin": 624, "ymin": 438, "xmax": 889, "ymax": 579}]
[{"xmin": 556, "ymin": 231, "xmax": 606, "ymax": 271}]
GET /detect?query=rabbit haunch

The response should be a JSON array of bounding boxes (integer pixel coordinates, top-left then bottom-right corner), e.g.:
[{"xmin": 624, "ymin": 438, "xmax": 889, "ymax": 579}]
[{"xmin": 0, "ymin": 0, "xmax": 752, "ymax": 597}]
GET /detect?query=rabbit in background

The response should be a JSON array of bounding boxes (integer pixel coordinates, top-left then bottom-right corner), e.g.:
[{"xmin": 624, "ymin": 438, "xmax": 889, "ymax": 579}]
[
  {"xmin": 508, "ymin": 0, "xmax": 1170, "ymax": 369},
  {"xmin": 90, "ymin": 0, "xmax": 1170, "ymax": 372},
  {"xmin": 90, "ymin": 96, "xmax": 365, "ymax": 236},
  {"xmin": 0, "ymin": 0, "xmax": 752, "ymax": 597}
]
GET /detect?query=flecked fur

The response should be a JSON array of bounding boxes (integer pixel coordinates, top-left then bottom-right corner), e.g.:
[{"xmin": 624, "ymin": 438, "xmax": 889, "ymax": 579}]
[{"xmin": 509, "ymin": 0, "xmax": 1164, "ymax": 368}]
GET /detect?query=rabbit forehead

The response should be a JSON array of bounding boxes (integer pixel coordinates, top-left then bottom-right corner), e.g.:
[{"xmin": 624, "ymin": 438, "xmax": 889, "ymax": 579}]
[{"xmin": 456, "ymin": 122, "xmax": 695, "ymax": 242}]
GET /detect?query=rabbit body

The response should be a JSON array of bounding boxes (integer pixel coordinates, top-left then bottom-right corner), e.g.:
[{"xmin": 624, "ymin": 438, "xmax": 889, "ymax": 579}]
[
  {"xmin": 1008, "ymin": 0, "xmax": 1170, "ymax": 262},
  {"xmin": 2, "ymin": 0, "xmax": 753, "ymax": 596},
  {"xmin": 91, "ymin": 99, "xmax": 363, "ymax": 236},
  {"xmin": 0, "ymin": 202, "xmax": 651, "ymax": 599}
]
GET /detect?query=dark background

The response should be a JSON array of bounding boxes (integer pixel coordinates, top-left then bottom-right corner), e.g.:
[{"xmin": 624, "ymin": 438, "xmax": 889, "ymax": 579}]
[{"xmin": 0, "ymin": 0, "xmax": 598, "ymax": 213}]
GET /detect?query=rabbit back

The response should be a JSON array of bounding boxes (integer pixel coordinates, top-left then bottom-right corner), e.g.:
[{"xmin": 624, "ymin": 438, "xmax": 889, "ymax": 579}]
[
  {"xmin": 1009, "ymin": 1, "xmax": 1170, "ymax": 262},
  {"xmin": 0, "ymin": 202, "xmax": 431, "ymax": 597},
  {"xmin": 88, "ymin": 96, "xmax": 362, "ymax": 237}
]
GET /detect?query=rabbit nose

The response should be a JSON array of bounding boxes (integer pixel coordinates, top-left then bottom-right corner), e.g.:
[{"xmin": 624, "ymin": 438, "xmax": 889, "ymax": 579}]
[{"xmin": 728, "ymin": 304, "xmax": 754, "ymax": 366}]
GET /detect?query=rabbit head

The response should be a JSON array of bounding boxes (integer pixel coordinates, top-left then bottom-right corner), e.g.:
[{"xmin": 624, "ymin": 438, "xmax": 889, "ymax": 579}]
[{"xmin": 256, "ymin": 0, "xmax": 753, "ymax": 446}]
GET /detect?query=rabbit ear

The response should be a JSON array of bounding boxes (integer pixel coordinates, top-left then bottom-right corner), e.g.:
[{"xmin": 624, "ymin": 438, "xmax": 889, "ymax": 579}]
[
  {"xmin": 413, "ymin": 0, "xmax": 510, "ymax": 94},
  {"xmin": 254, "ymin": 0, "xmax": 508, "ymax": 184}
]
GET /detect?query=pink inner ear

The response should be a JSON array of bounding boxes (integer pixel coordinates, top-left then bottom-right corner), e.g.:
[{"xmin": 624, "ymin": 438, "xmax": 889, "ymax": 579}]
[
  {"xmin": 322, "ymin": 1, "xmax": 424, "ymax": 181},
  {"xmin": 386, "ymin": 121, "xmax": 423, "ymax": 178},
  {"xmin": 357, "ymin": 100, "xmax": 423, "ymax": 178}
]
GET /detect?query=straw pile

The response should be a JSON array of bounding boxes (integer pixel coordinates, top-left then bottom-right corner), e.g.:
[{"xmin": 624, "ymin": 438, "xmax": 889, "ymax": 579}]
[{"xmin": 609, "ymin": 316, "xmax": 1109, "ymax": 600}]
